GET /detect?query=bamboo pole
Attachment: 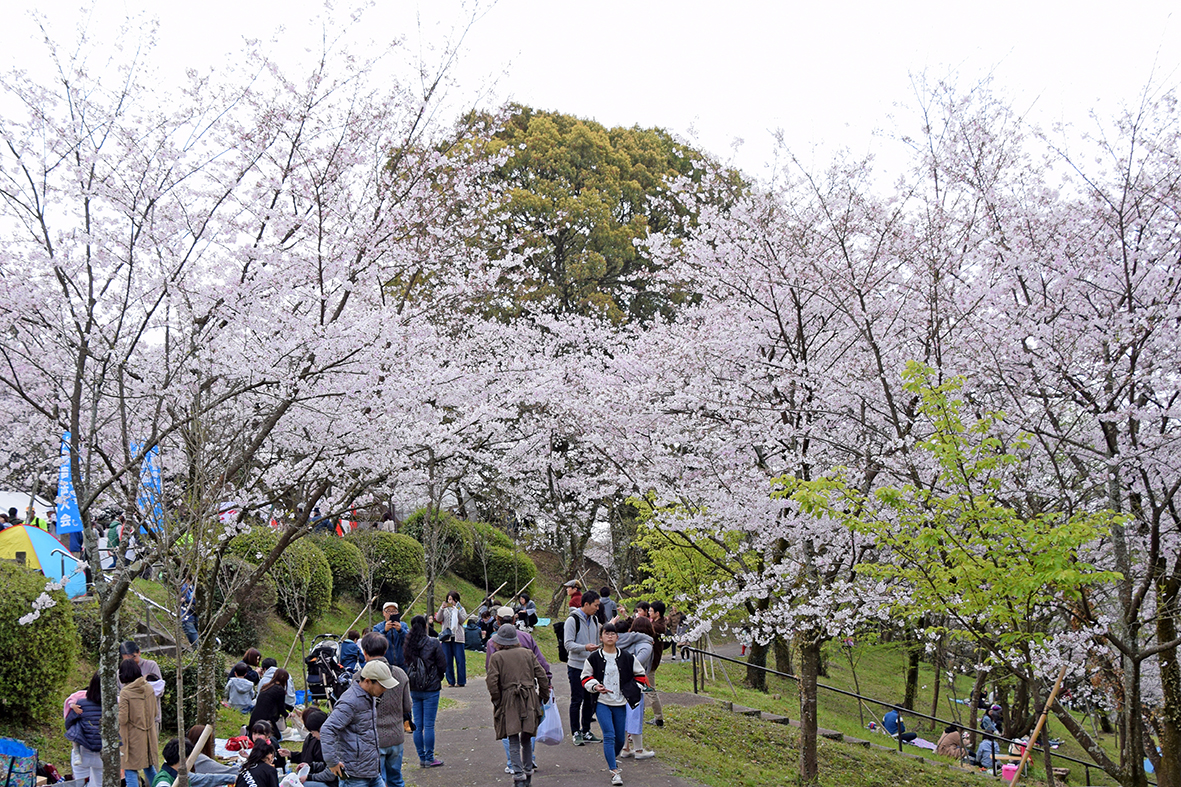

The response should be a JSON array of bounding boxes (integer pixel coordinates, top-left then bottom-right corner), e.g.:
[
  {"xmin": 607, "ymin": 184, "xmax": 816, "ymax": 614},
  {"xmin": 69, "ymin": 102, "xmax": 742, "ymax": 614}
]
[
  {"xmin": 1009, "ymin": 666, "xmax": 1068, "ymax": 787},
  {"xmin": 283, "ymin": 615, "xmax": 309, "ymax": 669},
  {"xmin": 508, "ymin": 576, "xmax": 534, "ymax": 602},
  {"xmin": 341, "ymin": 595, "xmax": 379, "ymax": 639}
]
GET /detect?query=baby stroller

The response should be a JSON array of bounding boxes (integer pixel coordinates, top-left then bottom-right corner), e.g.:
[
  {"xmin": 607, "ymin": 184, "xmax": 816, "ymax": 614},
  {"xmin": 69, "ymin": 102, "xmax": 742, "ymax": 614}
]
[{"xmin": 304, "ymin": 635, "xmax": 349, "ymax": 707}]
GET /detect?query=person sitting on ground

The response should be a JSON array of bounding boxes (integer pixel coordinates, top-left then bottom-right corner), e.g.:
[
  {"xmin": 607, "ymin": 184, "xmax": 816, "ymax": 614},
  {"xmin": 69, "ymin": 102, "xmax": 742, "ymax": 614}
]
[
  {"xmin": 339, "ymin": 631, "xmax": 363, "ymax": 674},
  {"xmin": 513, "ymin": 593, "xmax": 538, "ymax": 629},
  {"xmin": 477, "ymin": 609, "xmax": 497, "ymax": 647},
  {"xmin": 981, "ymin": 704, "xmax": 1003, "ymax": 735},
  {"xmin": 187, "ymin": 726, "xmax": 238, "ymax": 775},
  {"xmin": 249, "ymin": 669, "xmax": 293, "ymax": 734},
  {"xmin": 153, "ymin": 738, "xmax": 237, "ymax": 787},
  {"xmin": 882, "ymin": 705, "xmax": 918, "ymax": 743},
  {"xmin": 226, "ymin": 663, "xmax": 256, "ymax": 713},
  {"xmin": 249, "ymin": 722, "xmax": 289, "ymax": 773},
  {"xmin": 234, "ymin": 739, "xmax": 279, "ymax": 787},
  {"xmin": 258, "ymin": 658, "xmax": 297, "ymax": 708},
  {"xmin": 240, "ymin": 649, "xmax": 263, "ymax": 684},
  {"xmin": 935, "ymin": 725, "xmax": 967, "ymax": 760},
  {"xmin": 288, "ymin": 709, "xmax": 336, "ymax": 785},
  {"xmin": 975, "ymin": 734, "xmax": 1000, "ymax": 770}
]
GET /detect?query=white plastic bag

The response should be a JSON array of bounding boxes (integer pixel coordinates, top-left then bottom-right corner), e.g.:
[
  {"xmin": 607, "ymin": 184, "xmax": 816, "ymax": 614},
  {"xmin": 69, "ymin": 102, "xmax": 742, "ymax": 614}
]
[{"xmin": 535, "ymin": 691, "xmax": 564, "ymax": 746}]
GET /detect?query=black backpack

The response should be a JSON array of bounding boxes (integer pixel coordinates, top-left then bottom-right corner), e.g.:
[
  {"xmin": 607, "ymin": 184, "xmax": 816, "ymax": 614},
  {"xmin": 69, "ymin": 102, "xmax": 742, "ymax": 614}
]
[
  {"xmin": 557, "ymin": 614, "xmax": 581, "ymax": 663},
  {"xmin": 407, "ymin": 655, "xmax": 430, "ymax": 691}
]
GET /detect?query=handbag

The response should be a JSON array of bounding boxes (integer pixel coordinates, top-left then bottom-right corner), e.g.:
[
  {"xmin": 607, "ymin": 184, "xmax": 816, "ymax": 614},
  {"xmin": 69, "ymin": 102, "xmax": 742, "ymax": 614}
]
[
  {"xmin": 438, "ymin": 628, "xmax": 454, "ymax": 642},
  {"xmin": 535, "ymin": 690, "xmax": 564, "ymax": 746}
]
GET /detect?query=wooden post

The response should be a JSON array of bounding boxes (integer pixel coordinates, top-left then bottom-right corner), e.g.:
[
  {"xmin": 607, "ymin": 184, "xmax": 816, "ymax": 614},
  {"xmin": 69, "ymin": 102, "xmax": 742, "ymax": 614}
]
[
  {"xmin": 341, "ymin": 596, "xmax": 378, "ymax": 640},
  {"xmin": 283, "ymin": 616, "xmax": 309, "ymax": 670},
  {"xmin": 1009, "ymin": 666, "xmax": 1068, "ymax": 787}
]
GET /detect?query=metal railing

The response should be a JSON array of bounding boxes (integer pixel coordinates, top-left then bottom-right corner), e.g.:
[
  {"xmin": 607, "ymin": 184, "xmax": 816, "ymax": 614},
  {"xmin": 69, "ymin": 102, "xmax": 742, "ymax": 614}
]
[{"xmin": 683, "ymin": 646, "xmax": 1147, "ymax": 787}]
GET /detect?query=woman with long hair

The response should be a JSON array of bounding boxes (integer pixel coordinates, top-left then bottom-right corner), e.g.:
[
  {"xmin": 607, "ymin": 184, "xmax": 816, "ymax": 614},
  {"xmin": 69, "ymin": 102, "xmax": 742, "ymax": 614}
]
[
  {"xmin": 403, "ymin": 614, "xmax": 448, "ymax": 768},
  {"xmin": 65, "ymin": 673, "xmax": 103, "ymax": 787},
  {"xmin": 234, "ymin": 740, "xmax": 278, "ymax": 787},
  {"xmin": 119, "ymin": 658, "xmax": 159, "ymax": 787},
  {"xmin": 434, "ymin": 590, "xmax": 468, "ymax": 687},
  {"xmin": 249, "ymin": 668, "xmax": 293, "ymax": 732}
]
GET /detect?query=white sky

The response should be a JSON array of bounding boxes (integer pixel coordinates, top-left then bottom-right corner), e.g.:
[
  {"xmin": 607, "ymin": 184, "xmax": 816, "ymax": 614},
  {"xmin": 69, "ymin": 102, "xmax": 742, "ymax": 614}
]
[{"xmin": 3, "ymin": 0, "xmax": 1179, "ymax": 180}]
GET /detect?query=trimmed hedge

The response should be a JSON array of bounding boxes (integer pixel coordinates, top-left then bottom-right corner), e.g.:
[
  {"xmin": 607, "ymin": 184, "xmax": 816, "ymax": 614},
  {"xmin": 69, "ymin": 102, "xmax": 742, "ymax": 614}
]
[
  {"xmin": 213, "ymin": 556, "xmax": 278, "ymax": 656},
  {"xmin": 74, "ymin": 596, "xmax": 135, "ymax": 664},
  {"xmin": 0, "ymin": 562, "xmax": 79, "ymax": 724},
  {"xmin": 155, "ymin": 653, "xmax": 198, "ymax": 735},
  {"xmin": 481, "ymin": 545, "xmax": 537, "ymax": 592},
  {"xmin": 312, "ymin": 534, "xmax": 365, "ymax": 600},
  {"xmin": 403, "ymin": 508, "xmax": 535, "ymax": 593},
  {"xmin": 228, "ymin": 529, "xmax": 333, "ymax": 625},
  {"xmin": 402, "ymin": 508, "xmax": 474, "ymax": 569},
  {"xmin": 345, "ymin": 530, "xmax": 424, "ymax": 607}
]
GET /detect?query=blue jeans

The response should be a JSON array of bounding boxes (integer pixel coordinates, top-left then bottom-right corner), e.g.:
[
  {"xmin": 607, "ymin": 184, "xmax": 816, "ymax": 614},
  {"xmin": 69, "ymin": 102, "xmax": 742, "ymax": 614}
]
[
  {"xmin": 441, "ymin": 641, "xmax": 466, "ymax": 686},
  {"xmin": 124, "ymin": 766, "xmax": 157, "ymax": 787},
  {"xmin": 340, "ymin": 777, "xmax": 382, "ymax": 787},
  {"xmin": 411, "ymin": 690, "xmax": 440, "ymax": 763},
  {"xmin": 379, "ymin": 743, "xmax": 404, "ymax": 787},
  {"xmin": 504, "ymin": 737, "xmax": 538, "ymax": 769},
  {"xmin": 595, "ymin": 703, "xmax": 628, "ymax": 770}
]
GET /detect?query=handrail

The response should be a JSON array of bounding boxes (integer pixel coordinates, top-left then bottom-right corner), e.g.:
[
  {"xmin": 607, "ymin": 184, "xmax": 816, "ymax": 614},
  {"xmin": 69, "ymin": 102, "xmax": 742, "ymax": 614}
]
[
  {"xmin": 682, "ymin": 646, "xmax": 1150, "ymax": 787},
  {"xmin": 129, "ymin": 586, "xmax": 177, "ymax": 617}
]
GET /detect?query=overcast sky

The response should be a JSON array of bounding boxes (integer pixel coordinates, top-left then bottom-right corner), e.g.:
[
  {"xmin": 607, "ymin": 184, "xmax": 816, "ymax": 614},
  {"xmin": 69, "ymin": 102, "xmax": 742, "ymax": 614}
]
[{"xmin": 3, "ymin": 1, "xmax": 1179, "ymax": 178}]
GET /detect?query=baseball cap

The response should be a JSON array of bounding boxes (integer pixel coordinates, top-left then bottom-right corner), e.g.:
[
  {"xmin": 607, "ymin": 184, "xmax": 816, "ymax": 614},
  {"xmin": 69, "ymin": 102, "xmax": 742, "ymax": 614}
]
[
  {"xmin": 496, "ymin": 606, "xmax": 515, "ymax": 618},
  {"xmin": 359, "ymin": 660, "xmax": 399, "ymax": 689},
  {"xmin": 382, "ymin": 602, "xmax": 398, "ymax": 610}
]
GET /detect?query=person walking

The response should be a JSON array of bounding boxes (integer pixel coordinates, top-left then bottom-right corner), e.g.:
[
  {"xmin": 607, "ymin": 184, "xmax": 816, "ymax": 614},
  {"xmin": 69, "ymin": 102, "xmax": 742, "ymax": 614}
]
[
  {"xmin": 646, "ymin": 601, "xmax": 668, "ymax": 727},
  {"xmin": 487, "ymin": 606, "xmax": 551, "ymax": 774},
  {"xmin": 403, "ymin": 615, "xmax": 447, "ymax": 768},
  {"xmin": 564, "ymin": 589, "xmax": 602, "ymax": 746},
  {"xmin": 65, "ymin": 673, "xmax": 103, "ymax": 787},
  {"xmin": 119, "ymin": 658, "xmax": 160, "ymax": 787},
  {"xmin": 617, "ymin": 616, "xmax": 656, "ymax": 759},
  {"xmin": 321, "ymin": 661, "xmax": 400, "ymax": 787},
  {"xmin": 487, "ymin": 624, "xmax": 550, "ymax": 785},
  {"xmin": 354, "ymin": 632, "xmax": 413, "ymax": 787},
  {"xmin": 580, "ymin": 624, "xmax": 648, "ymax": 786},
  {"xmin": 434, "ymin": 590, "xmax": 468, "ymax": 687},
  {"xmin": 121, "ymin": 641, "xmax": 164, "ymax": 727}
]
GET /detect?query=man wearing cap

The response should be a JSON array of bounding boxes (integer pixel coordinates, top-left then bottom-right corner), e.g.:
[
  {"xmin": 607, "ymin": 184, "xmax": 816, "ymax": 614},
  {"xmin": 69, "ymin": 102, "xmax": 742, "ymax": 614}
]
[
  {"xmin": 373, "ymin": 602, "xmax": 408, "ymax": 669},
  {"xmin": 564, "ymin": 580, "xmax": 582, "ymax": 609},
  {"xmin": 121, "ymin": 641, "xmax": 164, "ymax": 727},
  {"xmin": 354, "ymin": 633, "xmax": 413, "ymax": 787},
  {"xmin": 486, "ymin": 607, "xmax": 551, "ymax": 775},
  {"xmin": 322, "ymin": 661, "xmax": 399, "ymax": 787}
]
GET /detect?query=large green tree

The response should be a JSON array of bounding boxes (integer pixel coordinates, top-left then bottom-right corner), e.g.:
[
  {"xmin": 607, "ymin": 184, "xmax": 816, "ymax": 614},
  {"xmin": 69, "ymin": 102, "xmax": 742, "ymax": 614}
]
[{"xmin": 474, "ymin": 105, "xmax": 734, "ymax": 323}]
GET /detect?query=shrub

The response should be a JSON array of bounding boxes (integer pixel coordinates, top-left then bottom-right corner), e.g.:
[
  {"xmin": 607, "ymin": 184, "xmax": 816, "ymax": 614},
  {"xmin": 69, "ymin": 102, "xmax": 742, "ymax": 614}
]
[
  {"xmin": 74, "ymin": 596, "xmax": 135, "ymax": 664},
  {"xmin": 346, "ymin": 530, "xmax": 424, "ymax": 607},
  {"xmin": 0, "ymin": 562, "xmax": 79, "ymax": 724},
  {"xmin": 155, "ymin": 653, "xmax": 198, "ymax": 736},
  {"xmin": 402, "ymin": 507, "xmax": 473, "ymax": 570},
  {"xmin": 212, "ymin": 556, "xmax": 277, "ymax": 656},
  {"xmin": 227, "ymin": 529, "xmax": 333, "ymax": 625},
  {"xmin": 312, "ymin": 535, "xmax": 365, "ymax": 600},
  {"xmin": 482, "ymin": 546, "xmax": 537, "ymax": 592}
]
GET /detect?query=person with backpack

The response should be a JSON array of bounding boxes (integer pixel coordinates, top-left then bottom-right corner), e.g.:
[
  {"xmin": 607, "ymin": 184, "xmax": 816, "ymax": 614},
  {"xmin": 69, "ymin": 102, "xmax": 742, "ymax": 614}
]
[
  {"xmin": 354, "ymin": 632, "xmax": 413, "ymax": 787},
  {"xmin": 487, "ymin": 624, "xmax": 550, "ymax": 785},
  {"xmin": 581, "ymin": 623, "xmax": 649, "ymax": 786},
  {"xmin": 563, "ymin": 589, "xmax": 602, "ymax": 746},
  {"xmin": 65, "ymin": 673, "xmax": 103, "ymax": 787},
  {"xmin": 403, "ymin": 615, "xmax": 447, "ymax": 768}
]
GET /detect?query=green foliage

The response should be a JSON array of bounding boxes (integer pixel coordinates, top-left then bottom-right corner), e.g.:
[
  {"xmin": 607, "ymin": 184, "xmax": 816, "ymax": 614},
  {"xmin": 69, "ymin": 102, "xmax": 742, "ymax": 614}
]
[
  {"xmin": 227, "ymin": 529, "xmax": 333, "ymax": 625},
  {"xmin": 402, "ymin": 507, "xmax": 473, "ymax": 568},
  {"xmin": 774, "ymin": 363, "xmax": 1124, "ymax": 663},
  {"xmin": 213, "ymin": 556, "xmax": 277, "ymax": 656},
  {"xmin": 155, "ymin": 653, "xmax": 199, "ymax": 736},
  {"xmin": 73, "ymin": 597, "xmax": 134, "ymax": 664},
  {"xmin": 345, "ymin": 530, "xmax": 425, "ymax": 606},
  {"xmin": 312, "ymin": 534, "xmax": 366, "ymax": 600},
  {"xmin": 629, "ymin": 496, "xmax": 752, "ymax": 613},
  {"xmin": 479, "ymin": 546, "xmax": 537, "ymax": 593},
  {"xmin": 467, "ymin": 105, "xmax": 740, "ymax": 324},
  {"xmin": 0, "ymin": 562, "xmax": 79, "ymax": 724}
]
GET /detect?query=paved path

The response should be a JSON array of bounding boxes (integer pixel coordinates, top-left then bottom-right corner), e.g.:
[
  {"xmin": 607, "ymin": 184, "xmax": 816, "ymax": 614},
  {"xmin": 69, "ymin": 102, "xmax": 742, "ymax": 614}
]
[{"xmin": 403, "ymin": 681, "xmax": 707, "ymax": 787}]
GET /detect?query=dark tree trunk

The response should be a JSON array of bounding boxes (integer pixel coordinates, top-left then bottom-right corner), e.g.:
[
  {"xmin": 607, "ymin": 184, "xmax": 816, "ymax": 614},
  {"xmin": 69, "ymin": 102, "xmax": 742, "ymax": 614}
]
[
  {"xmin": 1155, "ymin": 583, "xmax": 1181, "ymax": 787},
  {"xmin": 799, "ymin": 636, "xmax": 821, "ymax": 786},
  {"xmin": 968, "ymin": 667, "xmax": 988, "ymax": 750},
  {"xmin": 745, "ymin": 641, "xmax": 769, "ymax": 692},
  {"xmin": 903, "ymin": 640, "xmax": 921, "ymax": 711},
  {"xmin": 773, "ymin": 635, "xmax": 794, "ymax": 677}
]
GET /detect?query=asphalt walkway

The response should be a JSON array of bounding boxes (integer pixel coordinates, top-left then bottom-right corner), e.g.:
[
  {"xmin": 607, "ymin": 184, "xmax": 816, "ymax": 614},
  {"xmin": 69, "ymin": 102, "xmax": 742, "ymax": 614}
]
[{"xmin": 402, "ymin": 681, "xmax": 708, "ymax": 787}]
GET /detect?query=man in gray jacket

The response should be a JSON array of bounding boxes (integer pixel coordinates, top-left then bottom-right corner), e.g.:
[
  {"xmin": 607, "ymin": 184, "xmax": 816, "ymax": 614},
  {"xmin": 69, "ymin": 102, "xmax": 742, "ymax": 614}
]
[
  {"xmin": 563, "ymin": 589, "xmax": 601, "ymax": 745},
  {"xmin": 356, "ymin": 632, "xmax": 413, "ymax": 787},
  {"xmin": 322, "ymin": 660, "xmax": 399, "ymax": 787}
]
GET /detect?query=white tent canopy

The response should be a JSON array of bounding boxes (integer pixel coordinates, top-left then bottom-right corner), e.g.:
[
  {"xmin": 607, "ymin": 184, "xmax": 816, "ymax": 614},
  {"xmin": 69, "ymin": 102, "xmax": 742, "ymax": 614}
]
[{"xmin": 0, "ymin": 490, "xmax": 54, "ymax": 522}]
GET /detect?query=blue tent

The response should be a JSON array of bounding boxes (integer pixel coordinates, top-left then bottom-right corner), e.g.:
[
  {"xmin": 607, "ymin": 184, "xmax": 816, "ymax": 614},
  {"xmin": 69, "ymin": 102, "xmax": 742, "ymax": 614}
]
[{"xmin": 0, "ymin": 525, "xmax": 87, "ymax": 598}]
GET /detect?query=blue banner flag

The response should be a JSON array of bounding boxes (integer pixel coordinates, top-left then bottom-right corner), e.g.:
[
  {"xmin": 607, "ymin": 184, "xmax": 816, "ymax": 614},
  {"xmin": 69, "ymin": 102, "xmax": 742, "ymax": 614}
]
[
  {"xmin": 56, "ymin": 432, "xmax": 83, "ymax": 533},
  {"xmin": 135, "ymin": 442, "xmax": 165, "ymax": 533}
]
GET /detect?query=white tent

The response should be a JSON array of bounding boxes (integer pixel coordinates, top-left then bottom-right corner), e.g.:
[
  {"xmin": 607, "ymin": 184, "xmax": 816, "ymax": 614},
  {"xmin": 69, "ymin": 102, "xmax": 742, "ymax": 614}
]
[{"xmin": 0, "ymin": 490, "xmax": 54, "ymax": 523}]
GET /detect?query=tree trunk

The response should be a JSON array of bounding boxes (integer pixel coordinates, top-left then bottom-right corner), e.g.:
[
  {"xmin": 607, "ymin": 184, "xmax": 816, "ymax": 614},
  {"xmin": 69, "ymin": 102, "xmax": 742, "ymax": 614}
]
[
  {"xmin": 195, "ymin": 630, "xmax": 221, "ymax": 726},
  {"xmin": 1119, "ymin": 648, "xmax": 1149, "ymax": 787},
  {"xmin": 799, "ymin": 637, "xmax": 821, "ymax": 786},
  {"xmin": 1155, "ymin": 582, "xmax": 1181, "ymax": 787},
  {"xmin": 745, "ymin": 641, "xmax": 769, "ymax": 692},
  {"xmin": 773, "ymin": 635, "xmax": 794, "ymax": 677},
  {"xmin": 100, "ymin": 606, "xmax": 122, "ymax": 787},
  {"xmin": 968, "ymin": 666, "xmax": 987, "ymax": 749},
  {"xmin": 903, "ymin": 639, "xmax": 921, "ymax": 711},
  {"xmin": 928, "ymin": 644, "xmax": 943, "ymax": 727}
]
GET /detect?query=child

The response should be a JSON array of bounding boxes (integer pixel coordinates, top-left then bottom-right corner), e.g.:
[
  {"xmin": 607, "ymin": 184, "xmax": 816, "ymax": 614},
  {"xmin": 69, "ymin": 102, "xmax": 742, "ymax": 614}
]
[
  {"xmin": 339, "ymin": 631, "xmax": 362, "ymax": 673},
  {"xmin": 151, "ymin": 739, "xmax": 235, "ymax": 787},
  {"xmin": 225, "ymin": 663, "xmax": 256, "ymax": 713}
]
